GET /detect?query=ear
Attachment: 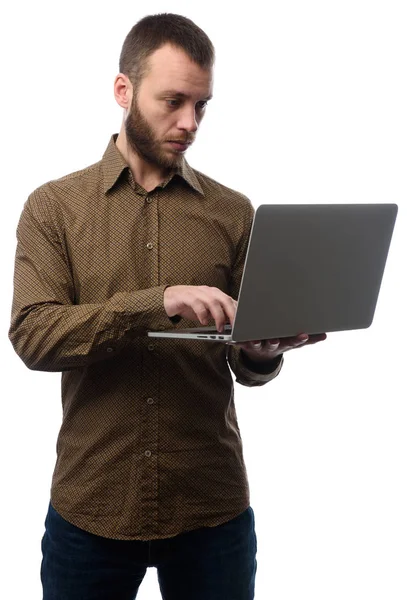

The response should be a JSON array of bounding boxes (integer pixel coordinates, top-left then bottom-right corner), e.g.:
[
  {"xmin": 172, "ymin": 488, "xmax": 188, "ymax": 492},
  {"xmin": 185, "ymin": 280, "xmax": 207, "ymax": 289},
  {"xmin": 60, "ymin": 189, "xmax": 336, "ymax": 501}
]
[{"xmin": 113, "ymin": 74, "xmax": 133, "ymax": 110}]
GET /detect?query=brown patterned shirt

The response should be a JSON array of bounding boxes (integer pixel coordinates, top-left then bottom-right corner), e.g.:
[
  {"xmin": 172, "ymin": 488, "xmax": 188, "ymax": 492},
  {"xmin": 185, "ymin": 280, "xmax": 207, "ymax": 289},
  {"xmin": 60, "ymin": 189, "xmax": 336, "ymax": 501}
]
[{"xmin": 9, "ymin": 134, "xmax": 282, "ymax": 540}]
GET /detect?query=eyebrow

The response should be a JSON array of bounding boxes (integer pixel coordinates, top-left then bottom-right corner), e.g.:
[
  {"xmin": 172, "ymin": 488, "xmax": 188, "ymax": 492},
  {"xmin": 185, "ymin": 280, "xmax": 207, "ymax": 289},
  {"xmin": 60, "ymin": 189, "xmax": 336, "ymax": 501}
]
[{"xmin": 160, "ymin": 90, "xmax": 213, "ymax": 101}]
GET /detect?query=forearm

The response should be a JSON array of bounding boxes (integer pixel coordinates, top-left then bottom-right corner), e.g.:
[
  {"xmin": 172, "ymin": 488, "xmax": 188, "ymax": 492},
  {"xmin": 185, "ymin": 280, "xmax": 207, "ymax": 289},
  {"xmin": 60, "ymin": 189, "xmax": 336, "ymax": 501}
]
[
  {"xmin": 9, "ymin": 198, "xmax": 176, "ymax": 372},
  {"xmin": 9, "ymin": 286, "xmax": 171, "ymax": 372}
]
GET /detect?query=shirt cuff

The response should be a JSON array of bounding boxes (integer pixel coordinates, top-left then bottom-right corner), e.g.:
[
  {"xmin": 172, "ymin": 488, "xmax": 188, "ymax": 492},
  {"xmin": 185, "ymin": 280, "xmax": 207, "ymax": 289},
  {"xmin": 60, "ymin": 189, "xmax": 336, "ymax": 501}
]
[
  {"xmin": 229, "ymin": 345, "xmax": 284, "ymax": 387},
  {"xmin": 108, "ymin": 285, "xmax": 175, "ymax": 333},
  {"xmin": 169, "ymin": 314, "xmax": 182, "ymax": 324},
  {"xmin": 239, "ymin": 349, "xmax": 284, "ymax": 375}
]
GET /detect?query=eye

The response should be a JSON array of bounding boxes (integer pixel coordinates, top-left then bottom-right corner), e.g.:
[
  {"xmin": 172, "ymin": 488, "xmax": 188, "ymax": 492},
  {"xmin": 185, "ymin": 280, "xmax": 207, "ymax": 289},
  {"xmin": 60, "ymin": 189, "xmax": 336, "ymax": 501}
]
[
  {"xmin": 166, "ymin": 99, "xmax": 181, "ymax": 108},
  {"xmin": 196, "ymin": 100, "xmax": 208, "ymax": 110}
]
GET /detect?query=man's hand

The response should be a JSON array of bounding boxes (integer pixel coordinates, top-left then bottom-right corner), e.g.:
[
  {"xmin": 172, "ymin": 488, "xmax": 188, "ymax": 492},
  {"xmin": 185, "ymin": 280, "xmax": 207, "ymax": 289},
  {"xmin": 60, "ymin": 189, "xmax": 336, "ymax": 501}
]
[
  {"xmin": 237, "ymin": 333, "xmax": 327, "ymax": 363},
  {"xmin": 163, "ymin": 285, "xmax": 327, "ymax": 363},
  {"xmin": 164, "ymin": 285, "xmax": 237, "ymax": 331}
]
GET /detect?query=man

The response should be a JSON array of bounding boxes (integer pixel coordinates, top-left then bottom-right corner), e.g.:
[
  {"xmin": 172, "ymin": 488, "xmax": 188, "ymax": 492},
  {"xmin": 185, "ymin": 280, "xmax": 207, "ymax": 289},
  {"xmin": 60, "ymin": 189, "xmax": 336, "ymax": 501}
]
[{"xmin": 9, "ymin": 13, "xmax": 326, "ymax": 600}]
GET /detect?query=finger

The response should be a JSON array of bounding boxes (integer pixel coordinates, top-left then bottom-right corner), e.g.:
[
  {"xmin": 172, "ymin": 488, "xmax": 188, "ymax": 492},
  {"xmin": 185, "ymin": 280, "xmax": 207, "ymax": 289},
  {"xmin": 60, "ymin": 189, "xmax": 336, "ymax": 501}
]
[
  {"xmin": 296, "ymin": 333, "xmax": 309, "ymax": 344},
  {"xmin": 292, "ymin": 333, "xmax": 327, "ymax": 346},
  {"xmin": 193, "ymin": 301, "xmax": 211, "ymax": 326},
  {"xmin": 208, "ymin": 292, "xmax": 236, "ymax": 329},
  {"xmin": 201, "ymin": 300, "xmax": 229, "ymax": 332},
  {"xmin": 309, "ymin": 333, "xmax": 327, "ymax": 343},
  {"xmin": 279, "ymin": 332, "xmax": 327, "ymax": 350},
  {"xmin": 283, "ymin": 334, "xmax": 308, "ymax": 348},
  {"xmin": 210, "ymin": 301, "xmax": 228, "ymax": 332},
  {"xmin": 194, "ymin": 288, "xmax": 230, "ymax": 329},
  {"xmin": 223, "ymin": 296, "xmax": 237, "ymax": 327},
  {"xmin": 275, "ymin": 335, "xmax": 303, "ymax": 349},
  {"xmin": 240, "ymin": 340, "xmax": 262, "ymax": 351},
  {"xmin": 265, "ymin": 340, "xmax": 280, "ymax": 351},
  {"xmin": 206, "ymin": 291, "xmax": 236, "ymax": 331}
]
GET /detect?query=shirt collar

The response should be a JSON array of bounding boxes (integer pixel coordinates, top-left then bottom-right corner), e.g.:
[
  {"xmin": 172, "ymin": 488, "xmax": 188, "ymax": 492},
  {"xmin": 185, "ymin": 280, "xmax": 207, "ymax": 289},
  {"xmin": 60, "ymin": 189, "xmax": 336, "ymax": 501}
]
[{"xmin": 102, "ymin": 134, "xmax": 204, "ymax": 196}]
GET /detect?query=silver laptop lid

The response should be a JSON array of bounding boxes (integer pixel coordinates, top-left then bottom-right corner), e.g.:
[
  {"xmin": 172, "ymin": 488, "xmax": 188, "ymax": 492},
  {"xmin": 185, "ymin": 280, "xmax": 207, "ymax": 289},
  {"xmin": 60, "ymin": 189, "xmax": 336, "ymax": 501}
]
[{"xmin": 231, "ymin": 203, "xmax": 398, "ymax": 342}]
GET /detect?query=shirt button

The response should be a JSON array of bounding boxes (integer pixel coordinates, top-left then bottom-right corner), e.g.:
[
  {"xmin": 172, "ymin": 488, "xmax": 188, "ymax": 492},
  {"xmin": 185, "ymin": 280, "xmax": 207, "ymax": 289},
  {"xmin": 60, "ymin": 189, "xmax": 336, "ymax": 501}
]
[
  {"xmin": 146, "ymin": 242, "xmax": 153, "ymax": 250},
  {"xmin": 106, "ymin": 347, "xmax": 114, "ymax": 353},
  {"xmin": 146, "ymin": 197, "xmax": 153, "ymax": 204},
  {"xmin": 144, "ymin": 450, "xmax": 152, "ymax": 457},
  {"xmin": 147, "ymin": 397, "xmax": 154, "ymax": 405},
  {"xmin": 148, "ymin": 343, "xmax": 155, "ymax": 351}
]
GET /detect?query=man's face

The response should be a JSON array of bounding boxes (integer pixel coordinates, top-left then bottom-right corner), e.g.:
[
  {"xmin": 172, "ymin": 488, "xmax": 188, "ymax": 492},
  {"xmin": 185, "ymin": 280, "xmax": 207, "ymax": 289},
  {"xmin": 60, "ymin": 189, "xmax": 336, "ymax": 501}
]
[{"xmin": 125, "ymin": 43, "xmax": 213, "ymax": 169}]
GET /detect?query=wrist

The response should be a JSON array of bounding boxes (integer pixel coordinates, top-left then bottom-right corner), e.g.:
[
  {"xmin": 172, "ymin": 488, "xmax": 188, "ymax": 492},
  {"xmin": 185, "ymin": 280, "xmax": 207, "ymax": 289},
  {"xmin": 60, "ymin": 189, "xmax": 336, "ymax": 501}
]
[{"xmin": 163, "ymin": 286, "xmax": 176, "ymax": 317}]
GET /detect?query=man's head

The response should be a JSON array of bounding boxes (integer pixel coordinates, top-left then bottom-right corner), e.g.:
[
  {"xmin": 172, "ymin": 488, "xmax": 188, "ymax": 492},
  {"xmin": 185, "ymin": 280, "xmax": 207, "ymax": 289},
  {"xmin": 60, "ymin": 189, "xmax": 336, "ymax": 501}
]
[{"xmin": 115, "ymin": 14, "xmax": 215, "ymax": 169}]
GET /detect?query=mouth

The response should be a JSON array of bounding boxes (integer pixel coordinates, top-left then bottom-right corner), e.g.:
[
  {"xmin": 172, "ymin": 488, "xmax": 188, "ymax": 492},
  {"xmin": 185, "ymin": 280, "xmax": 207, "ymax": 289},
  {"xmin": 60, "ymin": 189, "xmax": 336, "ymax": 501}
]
[{"xmin": 166, "ymin": 140, "xmax": 192, "ymax": 152}]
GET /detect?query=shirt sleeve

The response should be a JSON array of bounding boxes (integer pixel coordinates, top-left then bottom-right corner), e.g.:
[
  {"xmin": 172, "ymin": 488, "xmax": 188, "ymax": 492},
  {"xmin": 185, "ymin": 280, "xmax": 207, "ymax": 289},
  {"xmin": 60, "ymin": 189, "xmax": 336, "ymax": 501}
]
[
  {"xmin": 226, "ymin": 200, "xmax": 284, "ymax": 387},
  {"xmin": 8, "ymin": 194, "xmax": 173, "ymax": 372}
]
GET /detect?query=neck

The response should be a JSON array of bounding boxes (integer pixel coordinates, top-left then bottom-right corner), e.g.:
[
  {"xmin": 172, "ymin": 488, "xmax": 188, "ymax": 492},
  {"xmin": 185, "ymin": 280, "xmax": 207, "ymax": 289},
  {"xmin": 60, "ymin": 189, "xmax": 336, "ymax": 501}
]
[{"xmin": 115, "ymin": 127, "xmax": 169, "ymax": 193}]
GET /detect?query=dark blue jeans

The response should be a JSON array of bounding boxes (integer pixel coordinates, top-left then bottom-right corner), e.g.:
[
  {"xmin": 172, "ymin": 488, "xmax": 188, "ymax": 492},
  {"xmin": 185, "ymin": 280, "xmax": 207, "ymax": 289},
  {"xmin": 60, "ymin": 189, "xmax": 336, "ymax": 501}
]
[{"xmin": 41, "ymin": 502, "xmax": 257, "ymax": 600}]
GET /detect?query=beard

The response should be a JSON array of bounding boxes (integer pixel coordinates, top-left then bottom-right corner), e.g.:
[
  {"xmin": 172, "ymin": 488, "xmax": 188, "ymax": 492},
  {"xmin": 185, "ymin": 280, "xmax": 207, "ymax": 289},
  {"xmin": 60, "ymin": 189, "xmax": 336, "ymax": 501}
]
[{"xmin": 125, "ymin": 94, "xmax": 194, "ymax": 170}]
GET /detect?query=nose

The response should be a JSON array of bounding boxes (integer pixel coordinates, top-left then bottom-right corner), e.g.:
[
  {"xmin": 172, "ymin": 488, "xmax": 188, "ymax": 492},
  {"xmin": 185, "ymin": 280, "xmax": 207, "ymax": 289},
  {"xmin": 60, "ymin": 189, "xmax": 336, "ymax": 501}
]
[{"xmin": 177, "ymin": 106, "xmax": 199, "ymax": 133}]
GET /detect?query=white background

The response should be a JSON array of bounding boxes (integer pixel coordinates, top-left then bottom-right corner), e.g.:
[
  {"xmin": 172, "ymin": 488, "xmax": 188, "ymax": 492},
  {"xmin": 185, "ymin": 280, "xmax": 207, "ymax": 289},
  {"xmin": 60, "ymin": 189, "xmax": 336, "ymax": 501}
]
[{"xmin": 1, "ymin": 1, "xmax": 406, "ymax": 598}]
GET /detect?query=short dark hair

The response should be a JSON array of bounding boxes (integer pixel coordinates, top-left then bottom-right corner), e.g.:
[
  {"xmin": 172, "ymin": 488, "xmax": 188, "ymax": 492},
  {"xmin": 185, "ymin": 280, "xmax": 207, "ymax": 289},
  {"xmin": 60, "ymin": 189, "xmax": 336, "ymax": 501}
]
[{"xmin": 119, "ymin": 13, "xmax": 215, "ymax": 90}]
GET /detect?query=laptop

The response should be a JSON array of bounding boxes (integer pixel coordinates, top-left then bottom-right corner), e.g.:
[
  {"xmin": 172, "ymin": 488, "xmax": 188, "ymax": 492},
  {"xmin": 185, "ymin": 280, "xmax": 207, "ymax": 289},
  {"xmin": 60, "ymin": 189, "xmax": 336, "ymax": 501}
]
[{"xmin": 148, "ymin": 203, "xmax": 398, "ymax": 343}]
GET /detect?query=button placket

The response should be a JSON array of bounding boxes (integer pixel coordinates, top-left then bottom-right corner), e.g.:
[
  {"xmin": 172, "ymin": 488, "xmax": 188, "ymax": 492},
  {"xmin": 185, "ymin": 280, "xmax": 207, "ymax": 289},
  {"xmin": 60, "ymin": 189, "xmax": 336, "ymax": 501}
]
[
  {"xmin": 137, "ymin": 189, "xmax": 160, "ymax": 517},
  {"xmin": 139, "ymin": 333, "xmax": 160, "ymax": 515},
  {"xmin": 143, "ymin": 191, "xmax": 159, "ymax": 286}
]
